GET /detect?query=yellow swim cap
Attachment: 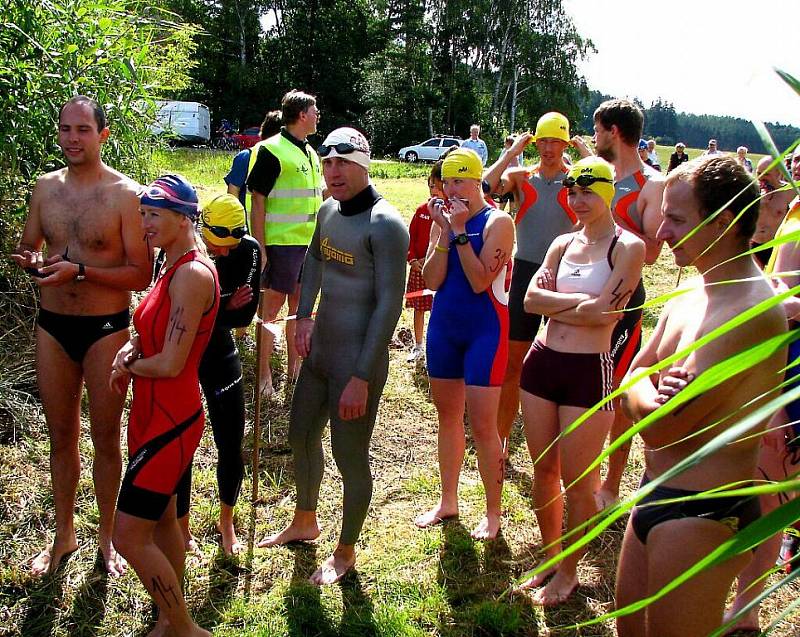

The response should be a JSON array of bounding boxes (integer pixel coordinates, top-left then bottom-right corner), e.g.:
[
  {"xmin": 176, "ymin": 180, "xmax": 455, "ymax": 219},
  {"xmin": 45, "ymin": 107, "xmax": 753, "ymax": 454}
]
[
  {"xmin": 442, "ymin": 148, "xmax": 483, "ymax": 180},
  {"xmin": 566, "ymin": 157, "xmax": 616, "ymax": 208},
  {"xmin": 534, "ymin": 112, "xmax": 570, "ymax": 143},
  {"xmin": 201, "ymin": 194, "xmax": 247, "ymax": 247}
]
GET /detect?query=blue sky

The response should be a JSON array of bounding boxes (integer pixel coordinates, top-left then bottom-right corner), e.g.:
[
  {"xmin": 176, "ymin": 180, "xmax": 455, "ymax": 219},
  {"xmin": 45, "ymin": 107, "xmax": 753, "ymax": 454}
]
[{"xmin": 564, "ymin": 0, "xmax": 800, "ymax": 126}]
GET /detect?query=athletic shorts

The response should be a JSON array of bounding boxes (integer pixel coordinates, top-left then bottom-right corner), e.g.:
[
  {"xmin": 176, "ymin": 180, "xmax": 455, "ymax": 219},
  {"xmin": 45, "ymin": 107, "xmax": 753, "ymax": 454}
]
[
  {"xmin": 117, "ymin": 407, "xmax": 203, "ymax": 521},
  {"xmin": 631, "ymin": 474, "xmax": 761, "ymax": 544},
  {"xmin": 260, "ymin": 245, "xmax": 306, "ymax": 295},
  {"xmin": 508, "ymin": 258, "xmax": 543, "ymax": 342},
  {"xmin": 519, "ymin": 340, "xmax": 614, "ymax": 410},
  {"xmin": 610, "ymin": 279, "xmax": 645, "ymax": 381},
  {"xmin": 426, "ymin": 313, "xmax": 508, "ymax": 387}
]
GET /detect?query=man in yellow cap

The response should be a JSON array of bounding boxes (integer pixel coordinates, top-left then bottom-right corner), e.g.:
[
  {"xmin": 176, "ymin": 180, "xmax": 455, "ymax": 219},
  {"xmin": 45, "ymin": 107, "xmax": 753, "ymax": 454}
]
[
  {"xmin": 484, "ymin": 112, "xmax": 580, "ymax": 457},
  {"xmin": 176, "ymin": 193, "xmax": 261, "ymax": 555}
]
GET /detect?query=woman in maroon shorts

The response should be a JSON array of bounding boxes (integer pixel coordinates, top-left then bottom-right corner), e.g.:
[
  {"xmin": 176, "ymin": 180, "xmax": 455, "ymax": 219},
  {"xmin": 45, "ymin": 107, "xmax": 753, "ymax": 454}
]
[
  {"xmin": 110, "ymin": 174, "xmax": 218, "ymax": 637},
  {"xmin": 517, "ymin": 157, "xmax": 644, "ymax": 606}
]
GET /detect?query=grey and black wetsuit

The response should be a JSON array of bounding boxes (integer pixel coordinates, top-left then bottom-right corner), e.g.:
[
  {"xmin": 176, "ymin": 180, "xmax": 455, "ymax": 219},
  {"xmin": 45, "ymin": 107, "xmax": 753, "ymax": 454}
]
[{"xmin": 290, "ymin": 185, "xmax": 409, "ymax": 545}]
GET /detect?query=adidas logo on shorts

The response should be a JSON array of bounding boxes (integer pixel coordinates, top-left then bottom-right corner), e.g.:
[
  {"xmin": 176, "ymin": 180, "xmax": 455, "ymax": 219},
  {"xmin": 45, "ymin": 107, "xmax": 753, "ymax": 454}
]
[{"xmin": 102, "ymin": 321, "xmax": 113, "ymax": 330}]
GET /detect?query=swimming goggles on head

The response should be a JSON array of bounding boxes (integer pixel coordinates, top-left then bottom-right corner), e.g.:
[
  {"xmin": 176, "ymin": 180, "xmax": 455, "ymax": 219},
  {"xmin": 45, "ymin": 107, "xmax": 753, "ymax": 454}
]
[{"xmin": 563, "ymin": 175, "xmax": 613, "ymax": 189}]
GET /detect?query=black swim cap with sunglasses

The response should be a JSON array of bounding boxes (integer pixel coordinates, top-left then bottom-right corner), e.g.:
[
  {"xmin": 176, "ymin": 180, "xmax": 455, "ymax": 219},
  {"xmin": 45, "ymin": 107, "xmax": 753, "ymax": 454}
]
[{"xmin": 562, "ymin": 175, "xmax": 613, "ymax": 189}]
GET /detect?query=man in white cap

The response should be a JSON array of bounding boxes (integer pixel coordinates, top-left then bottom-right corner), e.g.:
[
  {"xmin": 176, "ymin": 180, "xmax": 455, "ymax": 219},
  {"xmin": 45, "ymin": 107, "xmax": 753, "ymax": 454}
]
[{"xmin": 258, "ymin": 127, "xmax": 409, "ymax": 586}]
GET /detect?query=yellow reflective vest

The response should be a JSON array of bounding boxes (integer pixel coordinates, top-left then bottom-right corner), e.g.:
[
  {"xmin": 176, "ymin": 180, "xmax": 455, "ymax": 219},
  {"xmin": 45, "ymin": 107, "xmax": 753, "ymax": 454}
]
[{"xmin": 247, "ymin": 132, "xmax": 322, "ymax": 246}]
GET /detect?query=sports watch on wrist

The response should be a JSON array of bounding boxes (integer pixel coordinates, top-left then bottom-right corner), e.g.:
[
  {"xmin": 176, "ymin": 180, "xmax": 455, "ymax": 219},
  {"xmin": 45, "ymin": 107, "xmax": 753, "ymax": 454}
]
[
  {"xmin": 453, "ymin": 233, "xmax": 469, "ymax": 246},
  {"xmin": 76, "ymin": 262, "xmax": 86, "ymax": 281}
]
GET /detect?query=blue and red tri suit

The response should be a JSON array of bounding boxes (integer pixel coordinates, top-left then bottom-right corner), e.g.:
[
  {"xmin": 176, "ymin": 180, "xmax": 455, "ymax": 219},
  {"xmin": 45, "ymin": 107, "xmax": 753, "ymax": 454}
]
[{"xmin": 426, "ymin": 207, "xmax": 509, "ymax": 386}]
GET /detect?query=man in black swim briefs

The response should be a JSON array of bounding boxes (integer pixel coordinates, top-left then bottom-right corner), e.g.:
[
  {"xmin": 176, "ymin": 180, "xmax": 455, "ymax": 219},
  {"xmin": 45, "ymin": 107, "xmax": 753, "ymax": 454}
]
[
  {"xmin": 615, "ymin": 157, "xmax": 787, "ymax": 637},
  {"xmin": 11, "ymin": 96, "xmax": 152, "ymax": 577}
]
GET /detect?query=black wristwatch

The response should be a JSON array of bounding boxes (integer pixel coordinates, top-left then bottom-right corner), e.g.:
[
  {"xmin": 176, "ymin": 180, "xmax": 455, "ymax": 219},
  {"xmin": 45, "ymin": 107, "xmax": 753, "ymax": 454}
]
[
  {"xmin": 453, "ymin": 233, "xmax": 469, "ymax": 246},
  {"xmin": 76, "ymin": 262, "xmax": 86, "ymax": 281}
]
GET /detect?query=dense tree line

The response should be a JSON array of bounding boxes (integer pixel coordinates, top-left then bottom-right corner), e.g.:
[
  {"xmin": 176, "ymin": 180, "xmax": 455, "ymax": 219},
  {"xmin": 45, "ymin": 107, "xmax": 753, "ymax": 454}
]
[
  {"xmin": 163, "ymin": 0, "xmax": 593, "ymax": 156},
  {"xmin": 580, "ymin": 90, "xmax": 800, "ymax": 154}
]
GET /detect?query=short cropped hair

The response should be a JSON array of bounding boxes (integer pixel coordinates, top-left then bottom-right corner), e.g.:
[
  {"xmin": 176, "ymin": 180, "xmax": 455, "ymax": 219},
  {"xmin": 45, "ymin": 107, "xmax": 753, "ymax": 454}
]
[
  {"xmin": 737, "ymin": 146, "xmax": 748, "ymax": 154},
  {"xmin": 593, "ymin": 99, "xmax": 643, "ymax": 147},
  {"xmin": 260, "ymin": 110, "xmax": 282, "ymax": 139},
  {"xmin": 59, "ymin": 95, "xmax": 106, "ymax": 132},
  {"xmin": 281, "ymin": 90, "xmax": 316, "ymax": 125},
  {"xmin": 666, "ymin": 156, "xmax": 760, "ymax": 239}
]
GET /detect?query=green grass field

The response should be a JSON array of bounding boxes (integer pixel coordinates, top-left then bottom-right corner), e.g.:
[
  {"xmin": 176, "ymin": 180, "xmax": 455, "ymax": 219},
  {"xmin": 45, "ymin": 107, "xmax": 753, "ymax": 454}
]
[{"xmin": 0, "ymin": 148, "xmax": 796, "ymax": 637}]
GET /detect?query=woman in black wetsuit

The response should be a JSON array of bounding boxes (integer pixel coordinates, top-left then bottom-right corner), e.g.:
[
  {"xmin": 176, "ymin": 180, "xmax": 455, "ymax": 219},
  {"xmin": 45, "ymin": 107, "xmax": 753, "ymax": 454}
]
[{"xmin": 177, "ymin": 193, "xmax": 261, "ymax": 555}]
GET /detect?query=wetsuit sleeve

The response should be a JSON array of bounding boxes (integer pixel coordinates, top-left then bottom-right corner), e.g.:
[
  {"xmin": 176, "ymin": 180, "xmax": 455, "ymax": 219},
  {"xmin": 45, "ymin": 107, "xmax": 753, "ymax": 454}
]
[
  {"xmin": 246, "ymin": 145, "xmax": 280, "ymax": 196},
  {"xmin": 353, "ymin": 212, "xmax": 410, "ymax": 381},
  {"xmin": 297, "ymin": 215, "xmax": 324, "ymax": 319},
  {"xmin": 217, "ymin": 239, "xmax": 262, "ymax": 329}
]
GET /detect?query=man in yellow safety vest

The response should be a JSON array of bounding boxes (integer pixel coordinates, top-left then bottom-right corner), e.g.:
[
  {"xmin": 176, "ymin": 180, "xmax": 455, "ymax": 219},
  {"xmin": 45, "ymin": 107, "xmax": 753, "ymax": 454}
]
[{"xmin": 246, "ymin": 89, "xmax": 322, "ymax": 396}]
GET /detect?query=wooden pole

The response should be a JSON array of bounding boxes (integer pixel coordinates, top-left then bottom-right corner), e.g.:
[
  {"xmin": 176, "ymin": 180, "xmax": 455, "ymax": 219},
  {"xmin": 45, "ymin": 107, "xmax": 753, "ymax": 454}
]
[{"xmin": 251, "ymin": 288, "xmax": 265, "ymax": 504}]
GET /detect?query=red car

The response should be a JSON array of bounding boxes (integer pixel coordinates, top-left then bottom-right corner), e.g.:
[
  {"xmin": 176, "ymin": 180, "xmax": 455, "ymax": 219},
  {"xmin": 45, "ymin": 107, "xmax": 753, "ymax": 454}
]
[{"xmin": 233, "ymin": 126, "xmax": 261, "ymax": 149}]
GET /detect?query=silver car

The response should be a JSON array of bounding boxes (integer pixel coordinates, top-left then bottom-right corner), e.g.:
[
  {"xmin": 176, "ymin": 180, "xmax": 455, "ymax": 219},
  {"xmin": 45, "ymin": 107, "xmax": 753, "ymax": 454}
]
[{"xmin": 398, "ymin": 136, "xmax": 462, "ymax": 163}]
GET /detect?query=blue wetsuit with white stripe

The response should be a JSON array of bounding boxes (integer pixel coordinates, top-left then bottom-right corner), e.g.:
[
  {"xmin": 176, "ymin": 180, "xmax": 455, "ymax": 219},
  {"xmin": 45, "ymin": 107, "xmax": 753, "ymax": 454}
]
[{"xmin": 426, "ymin": 207, "xmax": 509, "ymax": 386}]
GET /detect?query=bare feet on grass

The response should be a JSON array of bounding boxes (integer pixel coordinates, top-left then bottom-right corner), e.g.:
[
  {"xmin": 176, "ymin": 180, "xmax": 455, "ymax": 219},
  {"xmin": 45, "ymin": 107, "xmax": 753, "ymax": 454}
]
[
  {"xmin": 514, "ymin": 564, "xmax": 558, "ymax": 592},
  {"xmin": 470, "ymin": 514, "xmax": 501, "ymax": 540},
  {"xmin": 526, "ymin": 570, "xmax": 578, "ymax": 607},
  {"xmin": 184, "ymin": 534, "xmax": 203, "ymax": 557},
  {"xmin": 258, "ymin": 511, "xmax": 320, "ymax": 548},
  {"xmin": 594, "ymin": 487, "xmax": 619, "ymax": 510},
  {"xmin": 98, "ymin": 535, "xmax": 127, "ymax": 577},
  {"xmin": 722, "ymin": 608, "xmax": 760, "ymax": 635},
  {"xmin": 414, "ymin": 504, "xmax": 459, "ymax": 528},
  {"xmin": 30, "ymin": 535, "xmax": 79, "ymax": 577},
  {"xmin": 217, "ymin": 522, "xmax": 244, "ymax": 556},
  {"xmin": 309, "ymin": 545, "xmax": 355, "ymax": 586}
]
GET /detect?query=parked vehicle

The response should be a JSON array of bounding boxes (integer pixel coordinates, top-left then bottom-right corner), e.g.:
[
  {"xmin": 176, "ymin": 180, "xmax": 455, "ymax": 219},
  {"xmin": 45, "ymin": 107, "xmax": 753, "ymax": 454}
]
[
  {"xmin": 397, "ymin": 136, "xmax": 462, "ymax": 162},
  {"xmin": 150, "ymin": 101, "xmax": 211, "ymax": 144},
  {"xmin": 233, "ymin": 126, "xmax": 261, "ymax": 149}
]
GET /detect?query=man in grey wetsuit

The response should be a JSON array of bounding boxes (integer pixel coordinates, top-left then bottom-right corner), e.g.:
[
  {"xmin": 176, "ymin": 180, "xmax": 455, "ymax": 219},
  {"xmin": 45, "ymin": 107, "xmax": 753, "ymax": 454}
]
[{"xmin": 258, "ymin": 127, "xmax": 409, "ymax": 585}]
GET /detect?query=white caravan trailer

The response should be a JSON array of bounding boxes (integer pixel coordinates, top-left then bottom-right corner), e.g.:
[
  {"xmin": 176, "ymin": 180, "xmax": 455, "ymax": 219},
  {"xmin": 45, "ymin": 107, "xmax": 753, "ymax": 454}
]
[{"xmin": 151, "ymin": 101, "xmax": 211, "ymax": 144}]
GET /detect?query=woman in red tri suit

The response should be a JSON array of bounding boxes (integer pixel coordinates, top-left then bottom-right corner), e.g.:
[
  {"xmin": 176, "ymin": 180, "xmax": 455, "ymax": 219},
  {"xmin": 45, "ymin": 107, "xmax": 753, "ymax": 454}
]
[{"xmin": 110, "ymin": 174, "xmax": 218, "ymax": 637}]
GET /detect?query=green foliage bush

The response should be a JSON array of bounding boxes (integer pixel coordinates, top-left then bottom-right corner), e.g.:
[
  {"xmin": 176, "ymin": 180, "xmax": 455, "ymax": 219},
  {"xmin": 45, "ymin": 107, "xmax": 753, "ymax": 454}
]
[{"xmin": 0, "ymin": 0, "xmax": 198, "ymax": 220}]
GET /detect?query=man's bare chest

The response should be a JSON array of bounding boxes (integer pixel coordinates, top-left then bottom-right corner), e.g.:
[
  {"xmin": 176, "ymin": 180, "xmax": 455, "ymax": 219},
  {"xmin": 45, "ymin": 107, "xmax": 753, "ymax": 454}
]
[{"xmin": 41, "ymin": 185, "xmax": 121, "ymax": 254}]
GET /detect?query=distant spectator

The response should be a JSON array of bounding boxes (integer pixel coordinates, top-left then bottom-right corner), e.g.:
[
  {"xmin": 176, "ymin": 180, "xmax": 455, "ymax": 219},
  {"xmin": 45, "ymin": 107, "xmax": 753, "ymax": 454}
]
[
  {"xmin": 646, "ymin": 139, "xmax": 661, "ymax": 171},
  {"xmin": 224, "ymin": 110, "xmax": 282, "ymax": 210},
  {"xmin": 461, "ymin": 124, "xmax": 488, "ymax": 166},
  {"xmin": 703, "ymin": 138, "xmax": 723, "ymax": 156},
  {"xmin": 638, "ymin": 139, "xmax": 657, "ymax": 169},
  {"xmin": 667, "ymin": 142, "xmax": 689, "ymax": 173},
  {"xmin": 737, "ymin": 146, "xmax": 754, "ymax": 173}
]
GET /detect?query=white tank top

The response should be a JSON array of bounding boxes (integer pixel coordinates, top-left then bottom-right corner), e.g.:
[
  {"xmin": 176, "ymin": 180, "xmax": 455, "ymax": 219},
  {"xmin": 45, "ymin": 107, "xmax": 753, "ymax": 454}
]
[{"xmin": 555, "ymin": 229, "xmax": 620, "ymax": 297}]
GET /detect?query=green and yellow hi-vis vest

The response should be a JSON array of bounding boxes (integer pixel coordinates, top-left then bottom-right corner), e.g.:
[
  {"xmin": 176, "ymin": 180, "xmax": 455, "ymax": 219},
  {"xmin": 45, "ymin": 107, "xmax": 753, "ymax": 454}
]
[{"xmin": 247, "ymin": 133, "xmax": 322, "ymax": 246}]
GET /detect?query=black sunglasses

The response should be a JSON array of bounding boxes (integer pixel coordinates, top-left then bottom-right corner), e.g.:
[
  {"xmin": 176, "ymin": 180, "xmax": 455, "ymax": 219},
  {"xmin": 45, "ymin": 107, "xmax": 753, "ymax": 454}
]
[
  {"xmin": 318, "ymin": 142, "xmax": 359, "ymax": 157},
  {"xmin": 563, "ymin": 175, "xmax": 613, "ymax": 188},
  {"xmin": 202, "ymin": 220, "xmax": 246, "ymax": 239}
]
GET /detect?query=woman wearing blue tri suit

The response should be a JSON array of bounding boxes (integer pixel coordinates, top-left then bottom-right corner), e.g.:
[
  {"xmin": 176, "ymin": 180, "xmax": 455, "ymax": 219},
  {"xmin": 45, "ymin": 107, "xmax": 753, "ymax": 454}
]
[
  {"xmin": 518, "ymin": 157, "xmax": 645, "ymax": 605},
  {"xmin": 414, "ymin": 148, "xmax": 515, "ymax": 540}
]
